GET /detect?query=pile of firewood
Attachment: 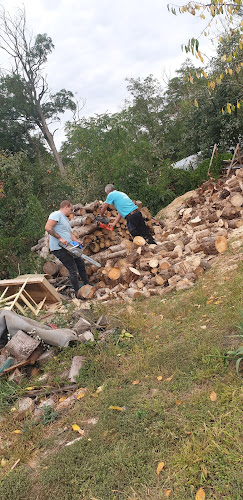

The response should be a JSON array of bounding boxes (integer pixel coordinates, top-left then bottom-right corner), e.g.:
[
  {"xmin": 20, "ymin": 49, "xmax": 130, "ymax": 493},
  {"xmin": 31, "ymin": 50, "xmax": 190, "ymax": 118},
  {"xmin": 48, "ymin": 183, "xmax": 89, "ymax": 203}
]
[{"xmin": 32, "ymin": 169, "xmax": 243, "ymax": 301}]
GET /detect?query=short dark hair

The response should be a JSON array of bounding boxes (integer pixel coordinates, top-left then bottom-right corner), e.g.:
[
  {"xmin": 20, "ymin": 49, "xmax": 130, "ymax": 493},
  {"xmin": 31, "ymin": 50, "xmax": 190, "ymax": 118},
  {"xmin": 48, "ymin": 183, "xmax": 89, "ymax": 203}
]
[{"xmin": 60, "ymin": 200, "xmax": 72, "ymax": 209}]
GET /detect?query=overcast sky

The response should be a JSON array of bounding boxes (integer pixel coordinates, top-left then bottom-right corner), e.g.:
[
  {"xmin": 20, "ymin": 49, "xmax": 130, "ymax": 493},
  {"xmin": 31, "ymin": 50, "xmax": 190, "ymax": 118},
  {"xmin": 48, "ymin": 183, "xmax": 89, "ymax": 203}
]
[{"xmin": 0, "ymin": 0, "xmax": 209, "ymax": 148}]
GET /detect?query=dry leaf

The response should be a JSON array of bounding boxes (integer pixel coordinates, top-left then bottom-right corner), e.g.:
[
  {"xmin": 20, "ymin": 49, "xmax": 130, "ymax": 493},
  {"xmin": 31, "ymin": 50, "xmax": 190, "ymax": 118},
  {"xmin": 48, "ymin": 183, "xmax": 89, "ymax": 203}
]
[
  {"xmin": 165, "ymin": 490, "xmax": 172, "ymax": 497},
  {"xmin": 72, "ymin": 424, "xmax": 85, "ymax": 435},
  {"xmin": 1, "ymin": 459, "xmax": 7, "ymax": 467},
  {"xmin": 200, "ymin": 325, "xmax": 207, "ymax": 330},
  {"xmin": 96, "ymin": 385, "xmax": 104, "ymax": 393},
  {"xmin": 77, "ymin": 392, "xmax": 85, "ymax": 399},
  {"xmin": 157, "ymin": 376, "xmax": 163, "ymax": 381},
  {"xmin": 185, "ymin": 431, "xmax": 191, "ymax": 435},
  {"xmin": 214, "ymin": 300, "xmax": 223, "ymax": 305},
  {"xmin": 26, "ymin": 387, "xmax": 35, "ymax": 390},
  {"xmin": 201, "ymin": 465, "xmax": 208, "ymax": 477},
  {"xmin": 195, "ymin": 487, "xmax": 206, "ymax": 500},
  {"xmin": 156, "ymin": 461, "xmax": 165, "ymax": 475},
  {"xmin": 164, "ymin": 374, "xmax": 174, "ymax": 382},
  {"xmin": 12, "ymin": 430, "xmax": 22, "ymax": 434},
  {"xmin": 108, "ymin": 406, "xmax": 124, "ymax": 411},
  {"xmin": 210, "ymin": 391, "xmax": 217, "ymax": 402},
  {"xmin": 206, "ymin": 298, "xmax": 214, "ymax": 304},
  {"xmin": 132, "ymin": 380, "xmax": 140, "ymax": 385},
  {"xmin": 58, "ymin": 397, "xmax": 67, "ymax": 402},
  {"xmin": 176, "ymin": 400, "xmax": 183, "ymax": 406}
]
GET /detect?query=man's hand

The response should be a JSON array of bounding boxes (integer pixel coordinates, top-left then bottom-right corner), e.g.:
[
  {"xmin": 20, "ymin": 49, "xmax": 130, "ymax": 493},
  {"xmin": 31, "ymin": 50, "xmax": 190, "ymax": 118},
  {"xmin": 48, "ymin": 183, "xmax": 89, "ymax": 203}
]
[
  {"xmin": 109, "ymin": 222, "xmax": 116, "ymax": 229},
  {"xmin": 59, "ymin": 237, "xmax": 68, "ymax": 246},
  {"xmin": 74, "ymin": 238, "xmax": 83, "ymax": 246}
]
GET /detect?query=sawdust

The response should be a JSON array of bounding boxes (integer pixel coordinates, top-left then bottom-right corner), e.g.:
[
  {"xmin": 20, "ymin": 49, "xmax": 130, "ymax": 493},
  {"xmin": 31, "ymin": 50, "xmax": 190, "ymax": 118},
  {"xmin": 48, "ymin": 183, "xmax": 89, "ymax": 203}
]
[{"xmin": 156, "ymin": 189, "xmax": 197, "ymax": 222}]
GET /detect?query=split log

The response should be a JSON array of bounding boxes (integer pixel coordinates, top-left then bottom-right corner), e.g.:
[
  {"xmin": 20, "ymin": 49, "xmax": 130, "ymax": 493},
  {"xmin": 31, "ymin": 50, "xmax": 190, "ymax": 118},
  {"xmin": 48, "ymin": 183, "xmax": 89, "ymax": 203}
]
[
  {"xmin": 155, "ymin": 275, "xmax": 165, "ymax": 286},
  {"xmin": 159, "ymin": 260, "xmax": 170, "ymax": 271},
  {"xmin": 108, "ymin": 267, "xmax": 121, "ymax": 280},
  {"xmin": 70, "ymin": 215, "xmax": 94, "ymax": 227},
  {"xmin": 43, "ymin": 261, "xmax": 61, "ymax": 276},
  {"xmin": 83, "ymin": 201, "xmax": 100, "ymax": 212},
  {"xmin": 221, "ymin": 207, "xmax": 240, "ymax": 219},
  {"xmin": 149, "ymin": 258, "xmax": 159, "ymax": 268},
  {"xmin": 77, "ymin": 285, "xmax": 96, "ymax": 300},
  {"xmin": 230, "ymin": 193, "xmax": 243, "ymax": 207},
  {"xmin": 227, "ymin": 219, "xmax": 243, "ymax": 229},
  {"xmin": 126, "ymin": 289, "xmax": 143, "ymax": 299},
  {"xmin": 201, "ymin": 236, "xmax": 227, "ymax": 255},
  {"xmin": 109, "ymin": 243, "xmax": 126, "ymax": 253},
  {"xmin": 133, "ymin": 236, "xmax": 146, "ymax": 246},
  {"xmin": 89, "ymin": 242, "xmax": 100, "ymax": 253},
  {"xmin": 72, "ymin": 223, "xmax": 97, "ymax": 238}
]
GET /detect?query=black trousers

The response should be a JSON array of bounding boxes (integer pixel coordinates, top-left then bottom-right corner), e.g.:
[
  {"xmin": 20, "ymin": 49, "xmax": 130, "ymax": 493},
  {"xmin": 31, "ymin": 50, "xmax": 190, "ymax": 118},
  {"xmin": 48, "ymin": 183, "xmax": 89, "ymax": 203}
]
[
  {"xmin": 126, "ymin": 211, "xmax": 156, "ymax": 244},
  {"xmin": 52, "ymin": 248, "xmax": 89, "ymax": 294}
]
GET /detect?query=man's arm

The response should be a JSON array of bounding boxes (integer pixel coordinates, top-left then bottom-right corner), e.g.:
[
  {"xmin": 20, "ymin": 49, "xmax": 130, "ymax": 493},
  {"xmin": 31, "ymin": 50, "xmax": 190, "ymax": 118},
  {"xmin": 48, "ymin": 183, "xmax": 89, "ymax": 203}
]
[
  {"xmin": 70, "ymin": 232, "xmax": 83, "ymax": 246},
  {"xmin": 100, "ymin": 202, "xmax": 109, "ymax": 217},
  {"xmin": 110, "ymin": 213, "xmax": 121, "ymax": 228},
  {"xmin": 45, "ymin": 219, "xmax": 67, "ymax": 246}
]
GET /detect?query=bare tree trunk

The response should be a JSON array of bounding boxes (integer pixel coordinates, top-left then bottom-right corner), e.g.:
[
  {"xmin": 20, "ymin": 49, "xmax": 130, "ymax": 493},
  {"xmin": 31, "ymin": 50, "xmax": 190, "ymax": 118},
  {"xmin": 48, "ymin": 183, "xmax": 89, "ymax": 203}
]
[{"xmin": 36, "ymin": 101, "xmax": 65, "ymax": 175}]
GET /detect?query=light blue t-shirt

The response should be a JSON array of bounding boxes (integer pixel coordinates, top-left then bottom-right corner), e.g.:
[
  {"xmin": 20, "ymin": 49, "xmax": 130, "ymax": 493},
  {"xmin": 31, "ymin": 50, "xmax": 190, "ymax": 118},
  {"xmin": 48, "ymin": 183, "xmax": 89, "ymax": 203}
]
[
  {"xmin": 48, "ymin": 210, "xmax": 72, "ymax": 251},
  {"xmin": 105, "ymin": 190, "xmax": 138, "ymax": 219}
]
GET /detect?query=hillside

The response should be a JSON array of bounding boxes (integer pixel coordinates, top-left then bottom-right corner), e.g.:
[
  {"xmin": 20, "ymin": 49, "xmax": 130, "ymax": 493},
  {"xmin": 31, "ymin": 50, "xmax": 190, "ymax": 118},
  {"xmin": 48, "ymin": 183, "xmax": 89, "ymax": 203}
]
[{"xmin": 0, "ymin": 207, "xmax": 242, "ymax": 499}]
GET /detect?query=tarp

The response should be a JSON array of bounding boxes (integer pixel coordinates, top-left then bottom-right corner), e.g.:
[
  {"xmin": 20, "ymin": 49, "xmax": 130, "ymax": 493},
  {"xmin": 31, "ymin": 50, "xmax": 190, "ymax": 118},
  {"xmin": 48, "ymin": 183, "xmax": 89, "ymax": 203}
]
[{"xmin": 0, "ymin": 310, "xmax": 78, "ymax": 348}]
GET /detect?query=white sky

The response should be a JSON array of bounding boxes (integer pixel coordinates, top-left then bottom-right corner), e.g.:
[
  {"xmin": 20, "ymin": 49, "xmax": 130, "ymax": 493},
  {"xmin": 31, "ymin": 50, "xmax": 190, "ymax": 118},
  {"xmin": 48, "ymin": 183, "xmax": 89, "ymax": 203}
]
[{"xmin": 0, "ymin": 0, "xmax": 211, "ymax": 149}]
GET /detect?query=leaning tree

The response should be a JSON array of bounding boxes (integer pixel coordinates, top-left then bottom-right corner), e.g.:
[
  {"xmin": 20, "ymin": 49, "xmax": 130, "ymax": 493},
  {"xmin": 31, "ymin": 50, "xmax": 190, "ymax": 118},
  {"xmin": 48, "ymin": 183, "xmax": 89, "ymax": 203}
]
[{"xmin": 0, "ymin": 7, "xmax": 76, "ymax": 174}]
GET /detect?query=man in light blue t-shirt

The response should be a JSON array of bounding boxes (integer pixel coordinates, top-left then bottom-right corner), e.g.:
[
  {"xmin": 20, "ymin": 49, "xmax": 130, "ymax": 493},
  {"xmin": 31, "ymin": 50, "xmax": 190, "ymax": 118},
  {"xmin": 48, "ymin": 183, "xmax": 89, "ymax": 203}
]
[
  {"xmin": 45, "ymin": 200, "xmax": 89, "ymax": 296},
  {"xmin": 100, "ymin": 184, "xmax": 156, "ymax": 244}
]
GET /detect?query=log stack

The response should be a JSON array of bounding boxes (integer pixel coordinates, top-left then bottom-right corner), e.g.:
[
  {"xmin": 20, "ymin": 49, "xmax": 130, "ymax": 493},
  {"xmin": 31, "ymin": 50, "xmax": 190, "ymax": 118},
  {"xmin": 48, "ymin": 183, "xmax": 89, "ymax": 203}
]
[{"xmin": 32, "ymin": 170, "xmax": 243, "ymax": 301}]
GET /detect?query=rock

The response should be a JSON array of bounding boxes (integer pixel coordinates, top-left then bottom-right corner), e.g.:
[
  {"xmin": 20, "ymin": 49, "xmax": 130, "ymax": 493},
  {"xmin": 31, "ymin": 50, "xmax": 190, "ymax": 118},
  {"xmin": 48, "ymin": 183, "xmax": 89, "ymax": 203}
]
[
  {"xmin": 78, "ymin": 331, "xmax": 94, "ymax": 343},
  {"xmin": 68, "ymin": 356, "xmax": 86, "ymax": 382},
  {"xmin": 39, "ymin": 398, "xmax": 55, "ymax": 409},
  {"xmin": 37, "ymin": 348, "xmax": 55, "ymax": 366},
  {"xmin": 5, "ymin": 330, "xmax": 40, "ymax": 362},
  {"xmin": 17, "ymin": 397, "xmax": 35, "ymax": 418},
  {"xmin": 96, "ymin": 315, "xmax": 108, "ymax": 329},
  {"xmin": 73, "ymin": 317, "xmax": 92, "ymax": 335}
]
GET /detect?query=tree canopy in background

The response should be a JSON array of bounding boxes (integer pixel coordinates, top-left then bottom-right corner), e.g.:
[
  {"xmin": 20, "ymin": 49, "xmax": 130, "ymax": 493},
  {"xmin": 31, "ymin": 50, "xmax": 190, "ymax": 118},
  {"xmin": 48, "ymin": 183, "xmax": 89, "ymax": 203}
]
[
  {"xmin": 167, "ymin": 1, "xmax": 243, "ymax": 113},
  {"xmin": 0, "ymin": 7, "xmax": 76, "ymax": 174}
]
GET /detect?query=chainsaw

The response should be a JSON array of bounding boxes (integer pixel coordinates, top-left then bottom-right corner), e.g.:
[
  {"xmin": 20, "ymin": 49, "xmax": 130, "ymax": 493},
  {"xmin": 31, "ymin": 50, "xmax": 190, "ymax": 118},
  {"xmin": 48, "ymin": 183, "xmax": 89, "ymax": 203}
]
[
  {"xmin": 61, "ymin": 241, "xmax": 101, "ymax": 268},
  {"xmin": 95, "ymin": 216, "xmax": 114, "ymax": 231}
]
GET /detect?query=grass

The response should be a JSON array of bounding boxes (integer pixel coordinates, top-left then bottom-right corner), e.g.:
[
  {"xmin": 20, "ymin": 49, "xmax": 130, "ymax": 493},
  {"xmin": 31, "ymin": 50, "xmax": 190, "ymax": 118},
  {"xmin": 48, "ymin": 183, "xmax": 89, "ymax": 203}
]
[{"xmin": 0, "ymin": 254, "xmax": 242, "ymax": 499}]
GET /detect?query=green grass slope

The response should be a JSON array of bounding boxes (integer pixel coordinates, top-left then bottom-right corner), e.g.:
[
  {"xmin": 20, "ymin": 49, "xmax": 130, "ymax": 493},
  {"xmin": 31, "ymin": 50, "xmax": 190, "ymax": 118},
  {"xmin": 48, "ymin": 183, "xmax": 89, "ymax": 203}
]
[{"xmin": 0, "ymin": 252, "xmax": 242, "ymax": 500}]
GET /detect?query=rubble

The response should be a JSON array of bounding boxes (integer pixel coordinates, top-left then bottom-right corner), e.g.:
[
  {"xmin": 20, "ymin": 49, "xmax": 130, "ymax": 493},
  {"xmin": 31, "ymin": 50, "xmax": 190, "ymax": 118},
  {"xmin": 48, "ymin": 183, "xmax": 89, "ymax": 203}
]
[
  {"xmin": 73, "ymin": 317, "xmax": 92, "ymax": 334},
  {"xmin": 78, "ymin": 331, "xmax": 94, "ymax": 343},
  {"xmin": 5, "ymin": 330, "xmax": 40, "ymax": 362},
  {"xmin": 17, "ymin": 397, "xmax": 35, "ymax": 418},
  {"xmin": 68, "ymin": 356, "xmax": 86, "ymax": 382}
]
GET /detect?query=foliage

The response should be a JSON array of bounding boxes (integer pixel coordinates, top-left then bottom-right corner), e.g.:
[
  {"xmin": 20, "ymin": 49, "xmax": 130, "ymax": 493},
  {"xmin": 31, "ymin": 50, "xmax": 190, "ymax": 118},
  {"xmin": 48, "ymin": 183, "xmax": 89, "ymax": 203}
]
[
  {"xmin": 40, "ymin": 406, "xmax": 59, "ymax": 426},
  {"xmin": 0, "ymin": 7, "xmax": 76, "ymax": 173},
  {"xmin": 224, "ymin": 311, "xmax": 243, "ymax": 375},
  {"xmin": 167, "ymin": 1, "xmax": 243, "ymax": 112},
  {"xmin": 0, "ymin": 151, "xmax": 78, "ymax": 277}
]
